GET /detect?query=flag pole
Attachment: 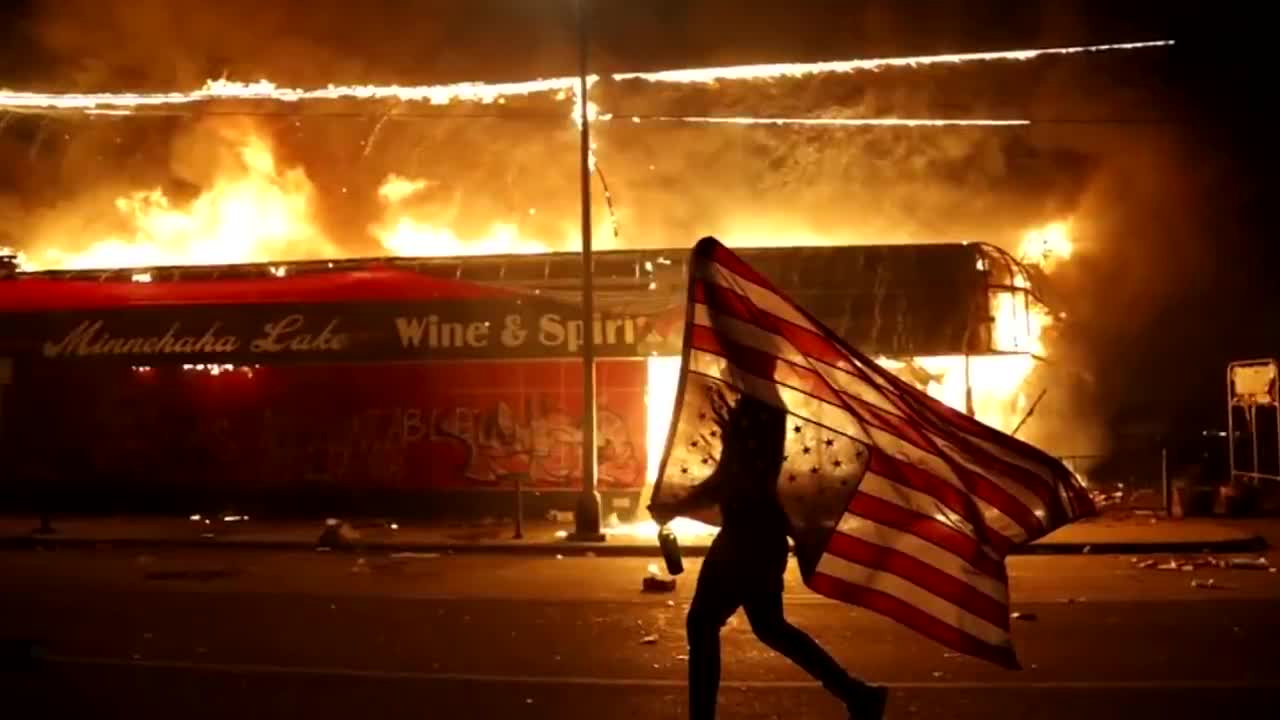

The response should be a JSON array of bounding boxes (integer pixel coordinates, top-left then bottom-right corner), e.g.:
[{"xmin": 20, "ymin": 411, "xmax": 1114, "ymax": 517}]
[{"xmin": 571, "ymin": 0, "xmax": 604, "ymax": 541}]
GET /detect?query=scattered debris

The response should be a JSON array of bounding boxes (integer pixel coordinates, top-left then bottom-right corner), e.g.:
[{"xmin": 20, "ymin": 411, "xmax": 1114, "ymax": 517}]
[
  {"xmin": 640, "ymin": 634, "xmax": 659, "ymax": 645},
  {"xmin": 317, "ymin": 520, "xmax": 361, "ymax": 549},
  {"xmin": 1227, "ymin": 557, "xmax": 1270, "ymax": 570},
  {"xmin": 1011, "ymin": 612, "xmax": 1037, "ymax": 621},
  {"xmin": 1191, "ymin": 579, "xmax": 1222, "ymax": 590},
  {"xmin": 1180, "ymin": 565, "xmax": 1195, "ymax": 572},
  {"xmin": 1134, "ymin": 559, "xmax": 1157, "ymax": 569},
  {"xmin": 1155, "ymin": 560, "xmax": 1180, "ymax": 571},
  {"xmin": 643, "ymin": 575, "xmax": 677, "ymax": 593},
  {"xmin": 1081, "ymin": 545, "xmax": 1092, "ymax": 554}
]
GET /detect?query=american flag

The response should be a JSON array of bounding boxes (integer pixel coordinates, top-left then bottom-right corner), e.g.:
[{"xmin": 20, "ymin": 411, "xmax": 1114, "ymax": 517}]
[{"xmin": 651, "ymin": 237, "xmax": 1095, "ymax": 669}]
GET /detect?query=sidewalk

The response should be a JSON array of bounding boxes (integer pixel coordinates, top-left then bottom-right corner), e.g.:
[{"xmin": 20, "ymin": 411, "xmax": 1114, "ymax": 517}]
[{"xmin": 0, "ymin": 510, "xmax": 1270, "ymax": 556}]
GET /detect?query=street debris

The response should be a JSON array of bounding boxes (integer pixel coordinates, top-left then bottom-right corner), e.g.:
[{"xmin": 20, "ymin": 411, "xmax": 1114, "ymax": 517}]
[
  {"xmin": 640, "ymin": 634, "xmax": 659, "ymax": 645},
  {"xmin": 1011, "ymin": 612, "xmax": 1037, "ymax": 621},
  {"xmin": 317, "ymin": 519, "xmax": 361, "ymax": 549},
  {"xmin": 643, "ymin": 563, "xmax": 677, "ymax": 592},
  {"xmin": 1134, "ymin": 559, "xmax": 1157, "ymax": 569},
  {"xmin": 1226, "ymin": 557, "xmax": 1270, "ymax": 570},
  {"xmin": 1191, "ymin": 579, "xmax": 1223, "ymax": 590}
]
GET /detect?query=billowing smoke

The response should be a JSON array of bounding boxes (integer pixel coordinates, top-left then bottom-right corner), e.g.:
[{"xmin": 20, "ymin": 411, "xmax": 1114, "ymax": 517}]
[{"xmin": 0, "ymin": 0, "xmax": 1212, "ymax": 455}]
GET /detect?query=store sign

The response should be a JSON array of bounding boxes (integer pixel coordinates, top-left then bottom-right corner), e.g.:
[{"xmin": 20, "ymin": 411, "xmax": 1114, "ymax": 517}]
[{"xmin": 24, "ymin": 300, "xmax": 684, "ymax": 364}]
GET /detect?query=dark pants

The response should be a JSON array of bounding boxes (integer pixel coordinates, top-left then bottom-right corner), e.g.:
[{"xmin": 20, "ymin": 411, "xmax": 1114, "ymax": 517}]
[{"xmin": 687, "ymin": 530, "xmax": 865, "ymax": 720}]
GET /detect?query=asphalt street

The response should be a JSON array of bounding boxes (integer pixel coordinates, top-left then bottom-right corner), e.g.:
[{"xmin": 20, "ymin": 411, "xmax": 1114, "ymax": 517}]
[{"xmin": 3, "ymin": 548, "xmax": 1279, "ymax": 719}]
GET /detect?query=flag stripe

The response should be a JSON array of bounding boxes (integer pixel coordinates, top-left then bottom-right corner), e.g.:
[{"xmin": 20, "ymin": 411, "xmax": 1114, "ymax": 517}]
[
  {"xmin": 693, "ymin": 281, "xmax": 1058, "ymax": 519},
  {"xmin": 695, "ymin": 264, "xmax": 820, "ymax": 335},
  {"xmin": 691, "ymin": 303, "xmax": 904, "ymax": 417},
  {"xmin": 846, "ymin": 485, "xmax": 1007, "ymax": 582},
  {"xmin": 693, "ymin": 281, "xmax": 850, "ymax": 369},
  {"xmin": 683, "ymin": 348, "xmax": 1024, "ymax": 540},
  {"xmin": 694, "ymin": 240, "xmax": 792, "ymax": 304},
  {"xmin": 865, "ymin": 448, "xmax": 1024, "ymax": 548},
  {"xmin": 823, "ymin": 531, "xmax": 1011, "ymax": 630},
  {"xmin": 684, "ymin": 357, "xmax": 869, "ymax": 443},
  {"xmin": 686, "ymin": 340, "xmax": 1035, "ymax": 544},
  {"xmin": 812, "ymin": 552, "xmax": 1011, "ymax": 649},
  {"xmin": 807, "ymin": 570, "xmax": 1019, "ymax": 669},
  {"xmin": 655, "ymin": 238, "xmax": 1094, "ymax": 669},
  {"xmin": 693, "ymin": 285, "xmax": 1045, "ymax": 540},
  {"xmin": 835, "ymin": 514, "xmax": 1007, "ymax": 599},
  {"xmin": 689, "ymin": 325, "xmax": 846, "ymax": 408}
]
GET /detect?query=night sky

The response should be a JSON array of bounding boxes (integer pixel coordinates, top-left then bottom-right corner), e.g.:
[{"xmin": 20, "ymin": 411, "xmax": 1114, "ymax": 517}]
[{"xmin": 0, "ymin": 0, "xmax": 1275, "ymax": 444}]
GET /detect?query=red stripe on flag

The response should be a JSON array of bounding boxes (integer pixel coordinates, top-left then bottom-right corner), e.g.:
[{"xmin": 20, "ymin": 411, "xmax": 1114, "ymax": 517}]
[
  {"xmin": 692, "ymin": 281, "xmax": 851, "ymax": 370},
  {"xmin": 807, "ymin": 571, "xmax": 1019, "ymax": 670},
  {"xmin": 824, "ymin": 531, "xmax": 1010, "ymax": 631},
  {"xmin": 695, "ymin": 239, "xmax": 781, "ymax": 293},
  {"xmin": 847, "ymin": 491, "xmax": 1007, "ymax": 582},
  {"xmin": 689, "ymin": 325, "xmax": 845, "ymax": 408},
  {"xmin": 867, "ymin": 450, "xmax": 1019, "ymax": 555}
]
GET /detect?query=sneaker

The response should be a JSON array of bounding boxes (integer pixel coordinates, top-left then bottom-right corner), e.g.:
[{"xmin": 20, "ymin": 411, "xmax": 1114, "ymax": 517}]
[{"xmin": 846, "ymin": 684, "xmax": 888, "ymax": 720}]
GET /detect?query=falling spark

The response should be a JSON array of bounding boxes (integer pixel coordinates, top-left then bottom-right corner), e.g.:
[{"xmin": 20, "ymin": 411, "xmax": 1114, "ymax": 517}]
[
  {"xmin": 617, "ymin": 116, "xmax": 1032, "ymax": 127},
  {"xmin": 0, "ymin": 41, "xmax": 1173, "ymax": 114}
]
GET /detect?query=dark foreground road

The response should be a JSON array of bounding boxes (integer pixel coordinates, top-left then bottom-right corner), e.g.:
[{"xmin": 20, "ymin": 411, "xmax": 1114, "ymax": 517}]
[{"xmin": 3, "ymin": 548, "xmax": 1279, "ymax": 719}]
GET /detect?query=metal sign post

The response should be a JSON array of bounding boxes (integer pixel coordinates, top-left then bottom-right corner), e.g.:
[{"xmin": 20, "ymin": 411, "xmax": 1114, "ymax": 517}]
[{"xmin": 1227, "ymin": 358, "xmax": 1280, "ymax": 488}]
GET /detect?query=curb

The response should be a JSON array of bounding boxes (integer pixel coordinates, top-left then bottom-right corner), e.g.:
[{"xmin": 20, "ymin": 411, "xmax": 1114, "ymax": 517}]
[{"xmin": 0, "ymin": 534, "xmax": 1268, "ymax": 557}]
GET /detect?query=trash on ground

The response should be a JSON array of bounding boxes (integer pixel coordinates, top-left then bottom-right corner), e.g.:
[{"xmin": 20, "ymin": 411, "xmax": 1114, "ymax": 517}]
[
  {"xmin": 1191, "ymin": 579, "xmax": 1223, "ymax": 590},
  {"xmin": 643, "ymin": 575, "xmax": 677, "ymax": 593},
  {"xmin": 1227, "ymin": 557, "xmax": 1270, "ymax": 570},
  {"xmin": 1155, "ymin": 560, "xmax": 1180, "ymax": 570},
  {"xmin": 640, "ymin": 634, "xmax": 659, "ymax": 644},
  {"xmin": 1011, "ymin": 612, "xmax": 1037, "ymax": 621},
  {"xmin": 1134, "ymin": 559, "xmax": 1157, "ymax": 569}
]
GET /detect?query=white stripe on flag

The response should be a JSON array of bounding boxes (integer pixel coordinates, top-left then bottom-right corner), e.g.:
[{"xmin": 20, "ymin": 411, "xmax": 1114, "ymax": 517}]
[
  {"xmin": 692, "ymin": 303, "xmax": 905, "ymax": 417},
  {"xmin": 834, "ymin": 513, "xmax": 1009, "ymax": 602},
  {"xmin": 814, "ymin": 552, "xmax": 1010, "ymax": 648},
  {"xmin": 696, "ymin": 262, "xmax": 819, "ymax": 333},
  {"xmin": 855, "ymin": 472, "xmax": 984, "ymax": 545},
  {"xmin": 864, "ymin": 426, "xmax": 1032, "ymax": 544}
]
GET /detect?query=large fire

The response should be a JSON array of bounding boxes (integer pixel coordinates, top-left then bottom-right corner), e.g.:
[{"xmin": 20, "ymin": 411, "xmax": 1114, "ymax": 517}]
[{"xmin": 6, "ymin": 124, "xmax": 1073, "ymax": 544}]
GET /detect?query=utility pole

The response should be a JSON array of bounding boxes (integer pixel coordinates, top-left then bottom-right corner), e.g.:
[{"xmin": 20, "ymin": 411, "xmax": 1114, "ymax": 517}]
[{"xmin": 570, "ymin": 0, "xmax": 604, "ymax": 541}]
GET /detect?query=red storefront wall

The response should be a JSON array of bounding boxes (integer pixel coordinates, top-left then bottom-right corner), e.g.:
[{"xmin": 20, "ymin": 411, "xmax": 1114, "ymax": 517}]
[{"xmin": 4, "ymin": 358, "xmax": 647, "ymax": 515}]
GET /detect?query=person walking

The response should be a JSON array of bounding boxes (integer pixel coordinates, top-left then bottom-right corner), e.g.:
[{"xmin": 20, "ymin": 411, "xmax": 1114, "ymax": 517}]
[{"xmin": 650, "ymin": 391, "xmax": 888, "ymax": 720}]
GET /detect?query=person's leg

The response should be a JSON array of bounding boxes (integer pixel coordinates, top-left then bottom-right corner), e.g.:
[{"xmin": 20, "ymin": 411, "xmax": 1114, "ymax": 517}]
[
  {"xmin": 742, "ymin": 590, "xmax": 866, "ymax": 695},
  {"xmin": 686, "ymin": 543, "xmax": 741, "ymax": 720}
]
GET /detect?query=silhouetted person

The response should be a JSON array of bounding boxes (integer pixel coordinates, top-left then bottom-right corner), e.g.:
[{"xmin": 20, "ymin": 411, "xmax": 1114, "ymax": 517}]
[{"xmin": 651, "ymin": 391, "xmax": 887, "ymax": 720}]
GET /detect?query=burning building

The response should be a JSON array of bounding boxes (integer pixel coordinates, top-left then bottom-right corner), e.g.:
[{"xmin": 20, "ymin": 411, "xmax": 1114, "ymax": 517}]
[{"xmin": 0, "ymin": 239, "xmax": 1059, "ymax": 521}]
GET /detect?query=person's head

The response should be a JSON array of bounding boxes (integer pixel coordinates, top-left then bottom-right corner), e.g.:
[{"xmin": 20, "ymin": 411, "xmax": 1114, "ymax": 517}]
[{"xmin": 707, "ymin": 388, "xmax": 788, "ymax": 483}]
